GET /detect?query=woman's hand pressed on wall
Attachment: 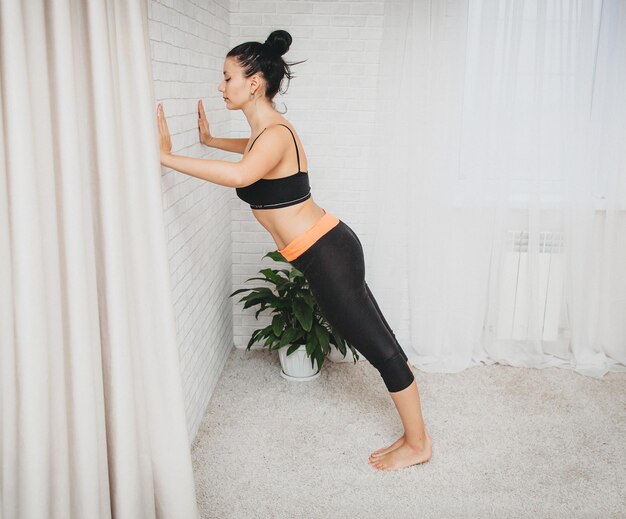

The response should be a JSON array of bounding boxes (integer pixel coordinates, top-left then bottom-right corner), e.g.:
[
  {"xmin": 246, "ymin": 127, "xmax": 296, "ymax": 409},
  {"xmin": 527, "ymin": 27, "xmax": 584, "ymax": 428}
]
[
  {"xmin": 157, "ymin": 104, "xmax": 172, "ymax": 162},
  {"xmin": 197, "ymin": 99, "xmax": 213, "ymax": 146},
  {"xmin": 156, "ymin": 102, "xmax": 284, "ymax": 187}
]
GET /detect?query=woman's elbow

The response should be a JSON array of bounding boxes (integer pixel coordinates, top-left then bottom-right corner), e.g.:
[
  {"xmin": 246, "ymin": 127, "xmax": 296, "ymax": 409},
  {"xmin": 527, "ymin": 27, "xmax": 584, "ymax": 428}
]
[
  {"xmin": 233, "ymin": 162, "xmax": 267, "ymax": 188},
  {"xmin": 233, "ymin": 176, "xmax": 248, "ymax": 188},
  {"xmin": 234, "ymin": 171, "xmax": 259, "ymax": 188}
]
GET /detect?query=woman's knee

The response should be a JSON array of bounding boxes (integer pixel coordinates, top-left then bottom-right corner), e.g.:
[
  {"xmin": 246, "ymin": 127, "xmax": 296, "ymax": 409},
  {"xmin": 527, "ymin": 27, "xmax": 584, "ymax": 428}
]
[{"xmin": 370, "ymin": 351, "xmax": 415, "ymax": 393}]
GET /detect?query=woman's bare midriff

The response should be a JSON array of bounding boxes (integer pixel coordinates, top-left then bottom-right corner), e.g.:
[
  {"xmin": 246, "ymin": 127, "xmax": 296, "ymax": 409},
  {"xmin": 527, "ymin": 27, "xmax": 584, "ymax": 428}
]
[{"xmin": 252, "ymin": 198, "xmax": 327, "ymax": 250}]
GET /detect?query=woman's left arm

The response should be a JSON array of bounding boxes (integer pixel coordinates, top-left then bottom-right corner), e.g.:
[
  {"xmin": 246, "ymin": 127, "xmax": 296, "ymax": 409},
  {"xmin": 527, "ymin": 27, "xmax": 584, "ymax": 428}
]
[{"xmin": 157, "ymin": 104, "xmax": 286, "ymax": 188}]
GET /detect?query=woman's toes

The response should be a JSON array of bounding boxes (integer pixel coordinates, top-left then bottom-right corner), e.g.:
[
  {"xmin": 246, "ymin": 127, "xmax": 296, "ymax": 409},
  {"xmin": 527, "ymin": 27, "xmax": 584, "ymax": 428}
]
[
  {"xmin": 371, "ymin": 459, "xmax": 385, "ymax": 471},
  {"xmin": 369, "ymin": 436, "xmax": 405, "ymax": 460}
]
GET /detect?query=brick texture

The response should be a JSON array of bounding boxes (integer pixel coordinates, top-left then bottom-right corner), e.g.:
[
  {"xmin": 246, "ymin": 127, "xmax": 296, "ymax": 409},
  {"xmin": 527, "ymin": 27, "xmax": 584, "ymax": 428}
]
[{"xmin": 149, "ymin": 0, "xmax": 386, "ymax": 443}]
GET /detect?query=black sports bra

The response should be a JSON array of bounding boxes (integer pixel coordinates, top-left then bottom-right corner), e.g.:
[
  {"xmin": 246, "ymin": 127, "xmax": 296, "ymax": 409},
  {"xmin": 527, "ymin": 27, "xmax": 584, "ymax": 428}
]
[{"xmin": 235, "ymin": 124, "xmax": 311, "ymax": 210}]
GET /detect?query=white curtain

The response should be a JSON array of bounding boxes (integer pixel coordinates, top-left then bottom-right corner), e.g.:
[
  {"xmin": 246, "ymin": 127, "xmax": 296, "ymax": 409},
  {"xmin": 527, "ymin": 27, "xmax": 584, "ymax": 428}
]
[
  {"xmin": 0, "ymin": 0, "xmax": 199, "ymax": 517},
  {"xmin": 364, "ymin": 0, "xmax": 626, "ymax": 377}
]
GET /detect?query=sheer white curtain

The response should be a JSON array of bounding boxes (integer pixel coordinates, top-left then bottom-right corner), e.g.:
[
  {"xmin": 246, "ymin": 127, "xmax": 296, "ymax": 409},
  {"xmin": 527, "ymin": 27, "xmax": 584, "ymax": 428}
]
[
  {"xmin": 0, "ymin": 0, "xmax": 198, "ymax": 517},
  {"xmin": 364, "ymin": 0, "xmax": 626, "ymax": 377}
]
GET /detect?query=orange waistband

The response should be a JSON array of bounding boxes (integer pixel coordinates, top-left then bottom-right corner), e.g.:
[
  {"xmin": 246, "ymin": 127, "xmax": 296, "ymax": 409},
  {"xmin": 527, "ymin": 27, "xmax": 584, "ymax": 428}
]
[{"xmin": 278, "ymin": 210, "xmax": 341, "ymax": 262}]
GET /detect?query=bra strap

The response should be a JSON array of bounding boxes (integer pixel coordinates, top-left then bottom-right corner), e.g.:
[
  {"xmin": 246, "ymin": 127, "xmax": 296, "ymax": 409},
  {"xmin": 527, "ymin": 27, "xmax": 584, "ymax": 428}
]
[
  {"xmin": 248, "ymin": 124, "xmax": 301, "ymax": 172},
  {"xmin": 276, "ymin": 124, "xmax": 301, "ymax": 172},
  {"xmin": 248, "ymin": 128, "xmax": 267, "ymax": 151}
]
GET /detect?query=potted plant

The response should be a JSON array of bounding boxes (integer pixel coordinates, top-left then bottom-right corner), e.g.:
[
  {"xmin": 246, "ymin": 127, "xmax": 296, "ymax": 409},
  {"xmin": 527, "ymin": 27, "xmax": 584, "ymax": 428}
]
[{"xmin": 229, "ymin": 251, "xmax": 360, "ymax": 381}]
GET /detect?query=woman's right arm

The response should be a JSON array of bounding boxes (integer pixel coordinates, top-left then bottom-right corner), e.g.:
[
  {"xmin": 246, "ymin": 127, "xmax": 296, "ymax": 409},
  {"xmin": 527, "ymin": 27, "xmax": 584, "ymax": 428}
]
[{"xmin": 198, "ymin": 99, "xmax": 248, "ymax": 155}]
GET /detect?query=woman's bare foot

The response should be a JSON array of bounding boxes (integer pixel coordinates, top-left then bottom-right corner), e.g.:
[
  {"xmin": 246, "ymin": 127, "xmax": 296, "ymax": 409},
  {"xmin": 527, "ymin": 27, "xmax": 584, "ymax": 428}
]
[
  {"xmin": 369, "ymin": 424, "xmax": 430, "ymax": 462},
  {"xmin": 369, "ymin": 430, "xmax": 432, "ymax": 471},
  {"xmin": 368, "ymin": 434, "xmax": 406, "ymax": 461}
]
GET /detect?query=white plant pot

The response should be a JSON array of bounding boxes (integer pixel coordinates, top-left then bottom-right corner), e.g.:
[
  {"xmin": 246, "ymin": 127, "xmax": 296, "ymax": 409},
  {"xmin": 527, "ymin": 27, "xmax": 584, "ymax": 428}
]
[
  {"xmin": 278, "ymin": 344, "xmax": 320, "ymax": 382},
  {"xmin": 327, "ymin": 343, "xmax": 357, "ymax": 363}
]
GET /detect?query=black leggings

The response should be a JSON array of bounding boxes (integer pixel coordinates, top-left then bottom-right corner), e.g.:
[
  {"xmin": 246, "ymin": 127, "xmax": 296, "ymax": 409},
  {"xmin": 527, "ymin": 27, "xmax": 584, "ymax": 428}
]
[{"xmin": 289, "ymin": 220, "xmax": 415, "ymax": 393}]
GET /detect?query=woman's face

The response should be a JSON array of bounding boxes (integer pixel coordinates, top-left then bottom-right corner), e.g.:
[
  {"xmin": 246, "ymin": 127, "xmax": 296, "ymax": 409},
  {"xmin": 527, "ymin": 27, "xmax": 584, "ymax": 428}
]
[{"xmin": 218, "ymin": 57, "xmax": 260, "ymax": 110}]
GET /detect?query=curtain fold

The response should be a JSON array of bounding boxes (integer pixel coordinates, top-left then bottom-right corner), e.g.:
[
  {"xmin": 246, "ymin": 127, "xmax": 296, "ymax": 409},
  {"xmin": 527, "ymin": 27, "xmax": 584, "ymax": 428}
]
[
  {"xmin": 364, "ymin": 0, "xmax": 626, "ymax": 377},
  {"xmin": 1, "ymin": 0, "xmax": 199, "ymax": 517}
]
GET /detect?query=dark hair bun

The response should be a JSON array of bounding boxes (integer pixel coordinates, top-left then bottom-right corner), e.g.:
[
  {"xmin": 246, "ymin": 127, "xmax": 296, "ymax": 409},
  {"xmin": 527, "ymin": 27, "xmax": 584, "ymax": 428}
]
[{"xmin": 264, "ymin": 30, "xmax": 292, "ymax": 56}]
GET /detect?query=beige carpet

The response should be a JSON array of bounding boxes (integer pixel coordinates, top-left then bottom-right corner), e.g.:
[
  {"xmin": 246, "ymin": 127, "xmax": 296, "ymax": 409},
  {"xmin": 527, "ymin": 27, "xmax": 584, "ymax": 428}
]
[{"xmin": 191, "ymin": 348, "xmax": 626, "ymax": 519}]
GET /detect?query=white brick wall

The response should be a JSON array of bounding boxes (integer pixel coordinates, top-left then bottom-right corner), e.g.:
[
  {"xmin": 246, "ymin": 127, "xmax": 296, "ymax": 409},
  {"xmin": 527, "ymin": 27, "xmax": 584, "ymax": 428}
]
[
  {"xmin": 149, "ymin": 0, "xmax": 236, "ymax": 443},
  {"xmin": 229, "ymin": 0, "xmax": 386, "ymax": 350},
  {"xmin": 148, "ymin": 0, "xmax": 387, "ymax": 443}
]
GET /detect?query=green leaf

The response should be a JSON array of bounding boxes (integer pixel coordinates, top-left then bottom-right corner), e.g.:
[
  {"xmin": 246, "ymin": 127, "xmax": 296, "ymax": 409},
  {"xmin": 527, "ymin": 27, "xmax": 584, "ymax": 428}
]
[
  {"xmin": 333, "ymin": 340, "xmax": 347, "ymax": 357},
  {"xmin": 292, "ymin": 299, "xmax": 313, "ymax": 332},
  {"xmin": 272, "ymin": 314, "xmax": 285, "ymax": 336},
  {"xmin": 277, "ymin": 327, "xmax": 300, "ymax": 348},
  {"xmin": 246, "ymin": 330, "xmax": 261, "ymax": 350},
  {"xmin": 273, "ymin": 299, "xmax": 292, "ymax": 310},
  {"xmin": 240, "ymin": 287, "xmax": 274, "ymax": 300},
  {"xmin": 302, "ymin": 292, "xmax": 316, "ymax": 309},
  {"xmin": 241, "ymin": 289, "xmax": 278, "ymax": 310},
  {"xmin": 264, "ymin": 251, "xmax": 289, "ymax": 263},
  {"xmin": 286, "ymin": 343, "xmax": 301, "ymax": 355},
  {"xmin": 243, "ymin": 299, "xmax": 261, "ymax": 310},
  {"xmin": 259, "ymin": 268, "xmax": 283, "ymax": 285},
  {"xmin": 255, "ymin": 304, "xmax": 271, "ymax": 319},
  {"xmin": 243, "ymin": 277, "xmax": 275, "ymax": 285},
  {"xmin": 314, "ymin": 349, "xmax": 324, "ymax": 370},
  {"xmin": 314, "ymin": 323, "xmax": 330, "ymax": 352},
  {"xmin": 305, "ymin": 332, "xmax": 317, "ymax": 357},
  {"xmin": 229, "ymin": 287, "xmax": 252, "ymax": 298},
  {"xmin": 289, "ymin": 268, "xmax": 304, "ymax": 279},
  {"xmin": 331, "ymin": 329, "xmax": 345, "ymax": 346}
]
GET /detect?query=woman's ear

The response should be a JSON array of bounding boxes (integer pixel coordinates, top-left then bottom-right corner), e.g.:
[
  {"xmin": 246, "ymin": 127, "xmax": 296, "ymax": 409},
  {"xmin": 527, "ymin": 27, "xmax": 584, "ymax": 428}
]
[{"xmin": 249, "ymin": 74, "xmax": 264, "ymax": 95}]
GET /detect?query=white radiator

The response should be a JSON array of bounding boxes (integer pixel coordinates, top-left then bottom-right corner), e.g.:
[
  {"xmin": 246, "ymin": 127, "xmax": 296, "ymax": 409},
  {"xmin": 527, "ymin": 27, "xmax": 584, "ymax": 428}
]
[{"xmin": 496, "ymin": 230, "xmax": 565, "ymax": 341}]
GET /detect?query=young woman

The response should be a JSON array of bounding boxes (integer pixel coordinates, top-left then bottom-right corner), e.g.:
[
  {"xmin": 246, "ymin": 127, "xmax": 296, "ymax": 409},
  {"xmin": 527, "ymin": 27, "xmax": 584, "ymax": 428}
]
[{"xmin": 157, "ymin": 30, "xmax": 432, "ymax": 471}]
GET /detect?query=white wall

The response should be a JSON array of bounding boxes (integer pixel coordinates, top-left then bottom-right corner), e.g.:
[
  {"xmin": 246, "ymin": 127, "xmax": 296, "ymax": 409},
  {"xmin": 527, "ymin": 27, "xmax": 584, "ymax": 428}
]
[
  {"xmin": 229, "ymin": 0, "xmax": 386, "ymax": 350},
  {"xmin": 147, "ymin": 0, "xmax": 387, "ymax": 442},
  {"xmin": 148, "ymin": 0, "xmax": 236, "ymax": 442}
]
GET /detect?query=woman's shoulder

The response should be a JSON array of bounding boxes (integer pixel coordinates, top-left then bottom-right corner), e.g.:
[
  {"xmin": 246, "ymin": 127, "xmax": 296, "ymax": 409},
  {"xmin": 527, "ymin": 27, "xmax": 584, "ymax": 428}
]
[
  {"xmin": 258, "ymin": 120, "xmax": 300, "ymax": 142},
  {"xmin": 268, "ymin": 118, "xmax": 295, "ymax": 131},
  {"xmin": 245, "ymin": 120, "xmax": 297, "ymax": 154}
]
